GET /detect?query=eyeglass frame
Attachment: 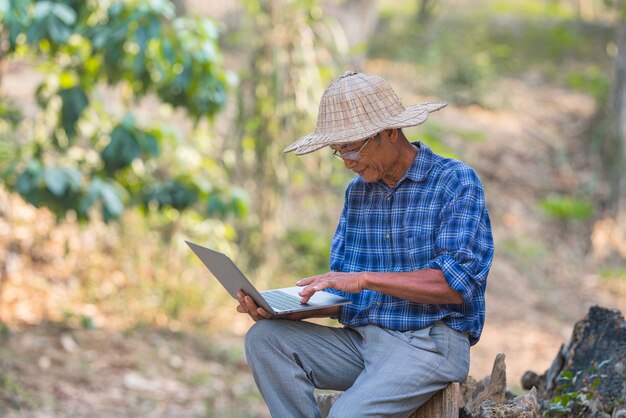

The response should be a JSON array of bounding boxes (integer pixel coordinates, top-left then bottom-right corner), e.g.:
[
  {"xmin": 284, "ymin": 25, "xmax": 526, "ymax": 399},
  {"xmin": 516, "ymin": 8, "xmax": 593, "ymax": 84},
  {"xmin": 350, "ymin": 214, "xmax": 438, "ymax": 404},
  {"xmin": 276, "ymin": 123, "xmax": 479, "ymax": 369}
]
[{"xmin": 332, "ymin": 134, "xmax": 377, "ymax": 161}]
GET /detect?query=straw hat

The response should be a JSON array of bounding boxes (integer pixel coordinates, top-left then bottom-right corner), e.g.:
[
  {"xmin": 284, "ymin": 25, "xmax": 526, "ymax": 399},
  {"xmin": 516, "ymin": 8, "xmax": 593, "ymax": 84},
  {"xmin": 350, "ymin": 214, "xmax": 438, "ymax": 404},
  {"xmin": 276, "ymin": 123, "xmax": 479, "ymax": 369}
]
[{"xmin": 284, "ymin": 71, "xmax": 447, "ymax": 155}]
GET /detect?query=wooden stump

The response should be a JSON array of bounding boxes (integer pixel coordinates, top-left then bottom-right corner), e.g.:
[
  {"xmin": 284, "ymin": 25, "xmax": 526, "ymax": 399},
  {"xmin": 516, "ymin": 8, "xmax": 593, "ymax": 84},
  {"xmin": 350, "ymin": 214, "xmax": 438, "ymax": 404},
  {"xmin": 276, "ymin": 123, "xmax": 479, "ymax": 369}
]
[
  {"xmin": 315, "ymin": 382, "xmax": 460, "ymax": 418},
  {"xmin": 410, "ymin": 382, "xmax": 460, "ymax": 418}
]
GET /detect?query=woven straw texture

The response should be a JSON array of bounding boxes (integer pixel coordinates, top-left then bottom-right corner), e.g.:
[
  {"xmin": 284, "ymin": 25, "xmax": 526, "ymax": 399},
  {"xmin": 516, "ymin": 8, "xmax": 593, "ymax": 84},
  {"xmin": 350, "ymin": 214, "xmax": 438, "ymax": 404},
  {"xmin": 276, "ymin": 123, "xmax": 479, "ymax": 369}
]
[{"xmin": 284, "ymin": 72, "xmax": 446, "ymax": 155}]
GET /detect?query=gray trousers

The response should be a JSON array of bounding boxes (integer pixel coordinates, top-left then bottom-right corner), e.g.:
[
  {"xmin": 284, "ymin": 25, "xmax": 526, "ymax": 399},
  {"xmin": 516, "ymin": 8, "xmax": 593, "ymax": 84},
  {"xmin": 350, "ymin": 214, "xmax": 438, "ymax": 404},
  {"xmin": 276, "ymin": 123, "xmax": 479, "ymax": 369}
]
[{"xmin": 244, "ymin": 319, "xmax": 470, "ymax": 418}]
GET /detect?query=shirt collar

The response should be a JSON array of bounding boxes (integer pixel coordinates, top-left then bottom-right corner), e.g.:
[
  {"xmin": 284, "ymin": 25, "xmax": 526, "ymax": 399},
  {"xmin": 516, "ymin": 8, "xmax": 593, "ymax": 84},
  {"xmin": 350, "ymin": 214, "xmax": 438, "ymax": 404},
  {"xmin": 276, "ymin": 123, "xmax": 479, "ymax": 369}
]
[
  {"xmin": 367, "ymin": 141, "xmax": 433, "ymax": 191},
  {"xmin": 408, "ymin": 141, "xmax": 433, "ymax": 183},
  {"xmin": 387, "ymin": 141, "xmax": 433, "ymax": 187}
]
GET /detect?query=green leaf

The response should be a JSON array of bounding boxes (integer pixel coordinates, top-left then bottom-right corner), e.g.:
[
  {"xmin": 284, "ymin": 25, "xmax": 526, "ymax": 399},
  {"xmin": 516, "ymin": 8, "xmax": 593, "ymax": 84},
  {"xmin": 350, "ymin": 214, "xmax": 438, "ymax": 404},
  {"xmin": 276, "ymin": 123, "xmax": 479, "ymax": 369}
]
[
  {"xmin": 79, "ymin": 178, "xmax": 124, "ymax": 221},
  {"xmin": 26, "ymin": 20, "xmax": 46, "ymax": 44},
  {"xmin": 47, "ymin": 15, "xmax": 72, "ymax": 43},
  {"xmin": 143, "ymin": 181, "xmax": 198, "ymax": 211},
  {"xmin": 15, "ymin": 160, "xmax": 44, "ymax": 206},
  {"xmin": 16, "ymin": 171, "xmax": 33, "ymax": 196},
  {"xmin": 139, "ymin": 132, "xmax": 159, "ymax": 157},
  {"xmin": 230, "ymin": 189, "xmax": 249, "ymax": 218},
  {"xmin": 42, "ymin": 167, "xmax": 82, "ymax": 197},
  {"xmin": 59, "ymin": 87, "xmax": 89, "ymax": 140},
  {"xmin": 43, "ymin": 167, "xmax": 68, "ymax": 196},
  {"xmin": 101, "ymin": 125, "xmax": 141, "ymax": 173},
  {"xmin": 590, "ymin": 378, "xmax": 601, "ymax": 390},
  {"xmin": 34, "ymin": 1, "xmax": 54, "ymax": 20},
  {"xmin": 207, "ymin": 194, "xmax": 226, "ymax": 217},
  {"xmin": 91, "ymin": 30, "xmax": 107, "ymax": 49},
  {"xmin": 99, "ymin": 181, "xmax": 123, "ymax": 217},
  {"xmin": 0, "ymin": 0, "xmax": 9, "ymax": 15},
  {"xmin": 51, "ymin": 3, "xmax": 76, "ymax": 26},
  {"xmin": 81, "ymin": 315, "xmax": 95, "ymax": 330},
  {"xmin": 64, "ymin": 168, "xmax": 82, "ymax": 191}
]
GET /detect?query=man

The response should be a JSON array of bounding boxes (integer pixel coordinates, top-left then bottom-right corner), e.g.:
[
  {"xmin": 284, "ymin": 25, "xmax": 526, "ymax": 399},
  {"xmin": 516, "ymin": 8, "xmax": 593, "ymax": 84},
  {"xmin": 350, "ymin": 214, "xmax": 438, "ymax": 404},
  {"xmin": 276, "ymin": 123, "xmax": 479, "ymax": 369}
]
[{"xmin": 237, "ymin": 71, "xmax": 494, "ymax": 418}]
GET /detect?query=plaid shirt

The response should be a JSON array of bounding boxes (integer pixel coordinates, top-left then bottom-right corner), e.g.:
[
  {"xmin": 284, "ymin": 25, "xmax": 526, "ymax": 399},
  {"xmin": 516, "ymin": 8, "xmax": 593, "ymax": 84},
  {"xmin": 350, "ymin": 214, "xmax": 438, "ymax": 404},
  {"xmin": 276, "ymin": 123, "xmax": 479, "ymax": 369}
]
[{"xmin": 326, "ymin": 142, "xmax": 494, "ymax": 345}]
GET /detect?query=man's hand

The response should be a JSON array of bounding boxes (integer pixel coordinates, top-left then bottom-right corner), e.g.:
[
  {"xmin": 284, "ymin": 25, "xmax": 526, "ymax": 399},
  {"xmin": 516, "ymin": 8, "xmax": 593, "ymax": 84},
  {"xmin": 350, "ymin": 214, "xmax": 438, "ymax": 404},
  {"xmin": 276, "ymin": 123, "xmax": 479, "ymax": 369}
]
[
  {"xmin": 236, "ymin": 291, "xmax": 274, "ymax": 322},
  {"xmin": 297, "ymin": 272, "xmax": 365, "ymax": 304},
  {"xmin": 236, "ymin": 290, "xmax": 341, "ymax": 321}
]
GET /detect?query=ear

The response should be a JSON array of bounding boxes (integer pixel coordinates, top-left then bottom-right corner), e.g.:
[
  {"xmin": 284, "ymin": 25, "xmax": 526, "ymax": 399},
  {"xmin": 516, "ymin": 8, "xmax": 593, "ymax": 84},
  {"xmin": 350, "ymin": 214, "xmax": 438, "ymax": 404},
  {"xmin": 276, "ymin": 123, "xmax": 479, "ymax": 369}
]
[{"xmin": 384, "ymin": 128, "xmax": 399, "ymax": 143}]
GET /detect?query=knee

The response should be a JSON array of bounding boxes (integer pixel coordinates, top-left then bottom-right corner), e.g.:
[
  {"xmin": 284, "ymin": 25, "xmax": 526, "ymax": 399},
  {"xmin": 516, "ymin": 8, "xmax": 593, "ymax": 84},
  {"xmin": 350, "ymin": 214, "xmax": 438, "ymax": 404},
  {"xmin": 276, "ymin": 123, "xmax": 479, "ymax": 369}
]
[{"xmin": 244, "ymin": 319, "xmax": 283, "ymax": 358}]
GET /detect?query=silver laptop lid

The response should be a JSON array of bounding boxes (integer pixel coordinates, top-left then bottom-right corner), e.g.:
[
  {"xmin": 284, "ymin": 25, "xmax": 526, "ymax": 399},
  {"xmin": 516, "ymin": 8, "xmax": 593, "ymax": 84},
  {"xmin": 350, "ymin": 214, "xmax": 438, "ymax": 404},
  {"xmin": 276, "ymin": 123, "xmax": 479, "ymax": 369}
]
[{"xmin": 185, "ymin": 241, "xmax": 275, "ymax": 313}]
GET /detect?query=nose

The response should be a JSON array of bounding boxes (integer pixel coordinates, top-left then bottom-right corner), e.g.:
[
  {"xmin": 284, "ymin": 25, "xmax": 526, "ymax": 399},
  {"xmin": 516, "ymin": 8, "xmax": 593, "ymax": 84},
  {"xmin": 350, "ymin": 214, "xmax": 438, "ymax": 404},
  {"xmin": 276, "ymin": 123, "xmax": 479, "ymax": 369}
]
[{"xmin": 344, "ymin": 159, "xmax": 357, "ymax": 169}]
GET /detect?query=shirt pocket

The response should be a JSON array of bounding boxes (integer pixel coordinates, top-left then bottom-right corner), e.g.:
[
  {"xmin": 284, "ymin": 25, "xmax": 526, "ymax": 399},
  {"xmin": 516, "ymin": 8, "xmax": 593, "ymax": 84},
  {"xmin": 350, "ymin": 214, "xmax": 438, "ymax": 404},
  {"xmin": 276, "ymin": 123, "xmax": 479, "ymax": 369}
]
[{"xmin": 404, "ymin": 231, "xmax": 435, "ymax": 268}]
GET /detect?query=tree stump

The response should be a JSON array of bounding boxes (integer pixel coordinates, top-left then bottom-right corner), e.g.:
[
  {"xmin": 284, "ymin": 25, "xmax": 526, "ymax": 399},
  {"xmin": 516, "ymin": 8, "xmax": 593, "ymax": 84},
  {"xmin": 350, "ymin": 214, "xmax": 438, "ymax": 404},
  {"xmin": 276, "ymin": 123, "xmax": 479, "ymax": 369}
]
[
  {"xmin": 314, "ymin": 382, "xmax": 460, "ymax": 418},
  {"xmin": 410, "ymin": 382, "xmax": 460, "ymax": 418},
  {"xmin": 523, "ymin": 306, "xmax": 626, "ymax": 414}
]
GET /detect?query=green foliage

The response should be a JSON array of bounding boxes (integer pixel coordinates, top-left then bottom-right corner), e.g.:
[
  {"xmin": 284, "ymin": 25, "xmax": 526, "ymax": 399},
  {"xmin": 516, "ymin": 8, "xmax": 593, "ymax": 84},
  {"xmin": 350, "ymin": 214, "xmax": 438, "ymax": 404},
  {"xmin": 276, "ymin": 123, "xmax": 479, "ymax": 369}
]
[
  {"xmin": 539, "ymin": 195, "xmax": 594, "ymax": 221},
  {"xmin": 489, "ymin": 20, "xmax": 611, "ymax": 82},
  {"xmin": 284, "ymin": 228, "xmax": 332, "ymax": 277},
  {"xmin": 567, "ymin": 66, "xmax": 611, "ymax": 103},
  {"xmin": 543, "ymin": 361, "xmax": 611, "ymax": 417},
  {"xmin": 600, "ymin": 266, "xmax": 626, "ymax": 281},
  {"xmin": 500, "ymin": 237, "xmax": 547, "ymax": 261},
  {"xmin": 0, "ymin": 0, "xmax": 242, "ymax": 223},
  {"xmin": 0, "ymin": 370, "xmax": 32, "ymax": 412},
  {"xmin": 490, "ymin": 0, "xmax": 576, "ymax": 19},
  {"xmin": 369, "ymin": 3, "xmax": 613, "ymax": 106},
  {"xmin": 62, "ymin": 311, "xmax": 96, "ymax": 330},
  {"xmin": 414, "ymin": 123, "xmax": 459, "ymax": 159},
  {"xmin": 0, "ymin": 99, "xmax": 22, "ymax": 128},
  {"xmin": 0, "ymin": 322, "xmax": 10, "ymax": 340}
]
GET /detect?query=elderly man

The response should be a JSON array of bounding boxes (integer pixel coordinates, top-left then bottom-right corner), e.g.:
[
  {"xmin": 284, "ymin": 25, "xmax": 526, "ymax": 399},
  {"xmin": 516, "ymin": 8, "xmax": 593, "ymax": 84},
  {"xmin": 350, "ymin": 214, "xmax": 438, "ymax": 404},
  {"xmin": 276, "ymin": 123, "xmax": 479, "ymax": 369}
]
[{"xmin": 237, "ymin": 71, "xmax": 494, "ymax": 418}]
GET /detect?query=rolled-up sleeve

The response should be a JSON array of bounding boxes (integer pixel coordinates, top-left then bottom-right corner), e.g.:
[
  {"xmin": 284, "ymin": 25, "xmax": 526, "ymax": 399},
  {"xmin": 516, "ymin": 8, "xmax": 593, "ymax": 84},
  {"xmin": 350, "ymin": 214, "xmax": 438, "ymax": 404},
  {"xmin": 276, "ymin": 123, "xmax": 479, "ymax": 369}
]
[{"xmin": 427, "ymin": 180, "xmax": 494, "ymax": 304}]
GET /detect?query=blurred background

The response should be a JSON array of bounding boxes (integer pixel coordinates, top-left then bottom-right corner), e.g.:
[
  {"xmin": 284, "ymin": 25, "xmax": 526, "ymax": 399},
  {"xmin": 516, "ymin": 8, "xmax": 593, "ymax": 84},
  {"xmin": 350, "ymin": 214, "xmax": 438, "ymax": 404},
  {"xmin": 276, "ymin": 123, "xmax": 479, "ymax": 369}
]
[{"xmin": 1, "ymin": 0, "xmax": 626, "ymax": 416}]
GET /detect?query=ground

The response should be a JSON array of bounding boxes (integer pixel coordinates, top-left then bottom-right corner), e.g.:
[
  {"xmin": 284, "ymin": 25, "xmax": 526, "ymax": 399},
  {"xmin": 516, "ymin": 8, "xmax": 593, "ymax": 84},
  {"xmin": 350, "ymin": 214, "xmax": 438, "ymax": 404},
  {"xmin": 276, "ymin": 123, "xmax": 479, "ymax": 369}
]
[{"xmin": 0, "ymin": 324, "xmax": 264, "ymax": 418}]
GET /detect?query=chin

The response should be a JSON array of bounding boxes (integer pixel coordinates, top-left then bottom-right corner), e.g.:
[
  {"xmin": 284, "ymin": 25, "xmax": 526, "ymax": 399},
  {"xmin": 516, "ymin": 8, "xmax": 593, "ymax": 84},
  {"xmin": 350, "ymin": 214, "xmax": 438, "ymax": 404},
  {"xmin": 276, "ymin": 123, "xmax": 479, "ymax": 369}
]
[
  {"xmin": 360, "ymin": 174, "xmax": 379, "ymax": 183},
  {"xmin": 356, "ymin": 167, "xmax": 379, "ymax": 183}
]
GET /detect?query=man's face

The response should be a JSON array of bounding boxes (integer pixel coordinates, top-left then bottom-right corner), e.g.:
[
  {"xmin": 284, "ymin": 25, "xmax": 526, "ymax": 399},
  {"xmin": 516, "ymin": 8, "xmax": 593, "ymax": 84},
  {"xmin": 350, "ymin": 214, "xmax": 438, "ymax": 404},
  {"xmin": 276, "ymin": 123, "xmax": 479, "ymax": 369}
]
[{"xmin": 330, "ymin": 133, "xmax": 388, "ymax": 183}]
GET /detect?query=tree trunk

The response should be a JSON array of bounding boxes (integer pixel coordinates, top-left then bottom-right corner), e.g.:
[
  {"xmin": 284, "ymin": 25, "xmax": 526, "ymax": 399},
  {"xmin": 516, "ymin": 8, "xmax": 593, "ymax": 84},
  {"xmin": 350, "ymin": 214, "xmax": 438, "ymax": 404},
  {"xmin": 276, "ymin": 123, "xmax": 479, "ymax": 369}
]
[
  {"xmin": 609, "ymin": 16, "xmax": 626, "ymax": 227},
  {"xmin": 417, "ymin": 0, "xmax": 437, "ymax": 24},
  {"xmin": 171, "ymin": 0, "xmax": 187, "ymax": 16},
  {"xmin": 232, "ymin": 0, "xmax": 335, "ymax": 278}
]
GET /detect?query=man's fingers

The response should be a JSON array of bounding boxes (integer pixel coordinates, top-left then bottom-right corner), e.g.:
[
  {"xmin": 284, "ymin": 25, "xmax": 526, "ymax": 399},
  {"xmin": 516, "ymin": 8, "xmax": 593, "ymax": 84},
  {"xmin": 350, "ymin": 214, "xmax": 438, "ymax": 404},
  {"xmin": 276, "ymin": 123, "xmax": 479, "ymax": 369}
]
[
  {"xmin": 313, "ymin": 279, "xmax": 334, "ymax": 291},
  {"xmin": 299, "ymin": 281, "xmax": 327, "ymax": 304},
  {"xmin": 257, "ymin": 308, "xmax": 273, "ymax": 319},
  {"xmin": 236, "ymin": 292, "xmax": 273, "ymax": 321},
  {"xmin": 296, "ymin": 277, "xmax": 316, "ymax": 286}
]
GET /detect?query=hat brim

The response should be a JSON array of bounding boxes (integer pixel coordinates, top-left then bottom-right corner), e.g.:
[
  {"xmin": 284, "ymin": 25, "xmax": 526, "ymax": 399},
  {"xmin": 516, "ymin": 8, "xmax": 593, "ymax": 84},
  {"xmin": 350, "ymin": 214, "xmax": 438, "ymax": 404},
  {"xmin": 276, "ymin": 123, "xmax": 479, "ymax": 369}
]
[{"xmin": 284, "ymin": 102, "xmax": 447, "ymax": 155}]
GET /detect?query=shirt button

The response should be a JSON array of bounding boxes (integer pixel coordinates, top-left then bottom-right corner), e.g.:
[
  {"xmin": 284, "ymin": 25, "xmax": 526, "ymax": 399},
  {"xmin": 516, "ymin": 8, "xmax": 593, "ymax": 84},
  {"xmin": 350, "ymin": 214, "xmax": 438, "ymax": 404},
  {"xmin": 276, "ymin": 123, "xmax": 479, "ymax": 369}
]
[
  {"xmin": 386, "ymin": 196, "xmax": 391, "ymax": 202},
  {"xmin": 385, "ymin": 233, "xmax": 390, "ymax": 239}
]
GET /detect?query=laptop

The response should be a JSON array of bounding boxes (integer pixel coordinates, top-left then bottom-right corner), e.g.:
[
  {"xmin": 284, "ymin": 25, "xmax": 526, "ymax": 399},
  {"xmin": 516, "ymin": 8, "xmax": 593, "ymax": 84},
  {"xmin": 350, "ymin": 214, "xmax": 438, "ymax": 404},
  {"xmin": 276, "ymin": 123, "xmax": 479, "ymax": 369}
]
[{"xmin": 185, "ymin": 241, "xmax": 351, "ymax": 315}]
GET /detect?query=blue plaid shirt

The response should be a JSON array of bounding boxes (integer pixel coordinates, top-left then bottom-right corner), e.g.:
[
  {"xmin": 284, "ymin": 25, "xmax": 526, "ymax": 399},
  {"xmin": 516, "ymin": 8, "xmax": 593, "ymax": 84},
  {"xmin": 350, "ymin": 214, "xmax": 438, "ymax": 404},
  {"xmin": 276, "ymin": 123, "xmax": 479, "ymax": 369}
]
[{"xmin": 326, "ymin": 142, "xmax": 494, "ymax": 345}]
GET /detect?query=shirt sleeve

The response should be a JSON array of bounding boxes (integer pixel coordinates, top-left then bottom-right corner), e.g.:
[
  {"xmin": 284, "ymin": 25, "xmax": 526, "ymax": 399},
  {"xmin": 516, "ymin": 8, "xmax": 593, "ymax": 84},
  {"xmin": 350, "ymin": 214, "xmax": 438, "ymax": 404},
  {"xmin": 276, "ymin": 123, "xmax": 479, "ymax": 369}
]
[{"xmin": 426, "ymin": 176, "xmax": 494, "ymax": 304}]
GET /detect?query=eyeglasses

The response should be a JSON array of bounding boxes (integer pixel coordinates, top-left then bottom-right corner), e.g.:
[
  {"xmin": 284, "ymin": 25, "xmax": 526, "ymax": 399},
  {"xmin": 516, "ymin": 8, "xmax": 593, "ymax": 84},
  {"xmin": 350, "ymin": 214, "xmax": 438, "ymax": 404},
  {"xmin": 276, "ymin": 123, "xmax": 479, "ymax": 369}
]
[{"xmin": 332, "ymin": 135, "xmax": 376, "ymax": 161}]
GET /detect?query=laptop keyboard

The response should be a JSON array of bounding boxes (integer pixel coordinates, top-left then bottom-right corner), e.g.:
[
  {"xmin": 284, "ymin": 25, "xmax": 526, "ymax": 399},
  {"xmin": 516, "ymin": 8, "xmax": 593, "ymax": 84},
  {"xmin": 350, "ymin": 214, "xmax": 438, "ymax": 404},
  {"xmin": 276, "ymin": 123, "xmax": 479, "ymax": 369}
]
[{"xmin": 262, "ymin": 290, "xmax": 308, "ymax": 311}]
